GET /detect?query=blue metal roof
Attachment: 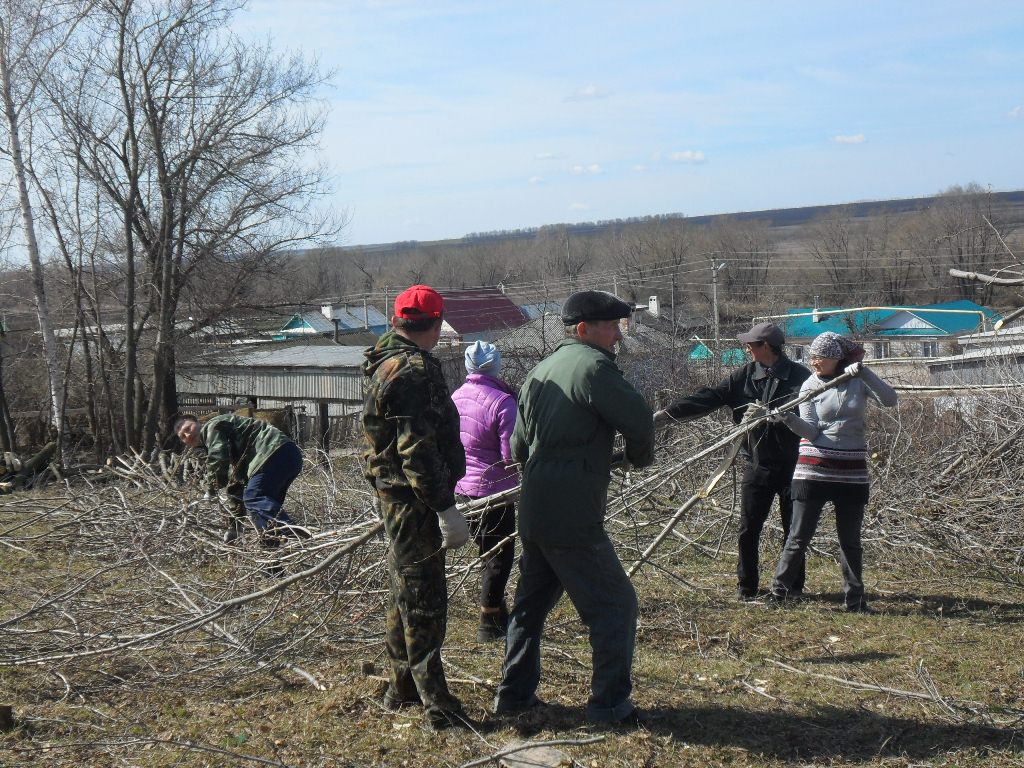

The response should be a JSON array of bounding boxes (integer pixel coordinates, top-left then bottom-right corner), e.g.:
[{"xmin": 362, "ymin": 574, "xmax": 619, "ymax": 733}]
[
  {"xmin": 780, "ymin": 300, "xmax": 999, "ymax": 339},
  {"xmin": 689, "ymin": 340, "xmax": 746, "ymax": 365}
]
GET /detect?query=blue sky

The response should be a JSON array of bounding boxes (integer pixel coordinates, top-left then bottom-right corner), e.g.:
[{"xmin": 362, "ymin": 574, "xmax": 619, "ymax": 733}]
[{"xmin": 237, "ymin": 1, "xmax": 1024, "ymax": 246}]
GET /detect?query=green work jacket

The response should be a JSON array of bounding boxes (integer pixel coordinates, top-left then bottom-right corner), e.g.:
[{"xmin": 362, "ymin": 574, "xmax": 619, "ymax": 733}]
[
  {"xmin": 200, "ymin": 414, "xmax": 292, "ymax": 491},
  {"xmin": 512, "ymin": 337, "xmax": 655, "ymax": 547}
]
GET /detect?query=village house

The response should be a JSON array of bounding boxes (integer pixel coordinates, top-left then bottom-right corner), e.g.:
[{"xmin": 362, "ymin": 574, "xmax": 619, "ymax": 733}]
[
  {"xmin": 926, "ymin": 317, "xmax": 1024, "ymax": 386},
  {"xmin": 775, "ymin": 300, "xmax": 1000, "ymax": 362},
  {"xmin": 278, "ymin": 302, "xmax": 388, "ymax": 341},
  {"xmin": 436, "ymin": 287, "xmax": 528, "ymax": 345}
]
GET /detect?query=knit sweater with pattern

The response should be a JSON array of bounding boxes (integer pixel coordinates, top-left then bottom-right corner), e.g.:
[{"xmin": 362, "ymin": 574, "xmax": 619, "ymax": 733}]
[{"xmin": 780, "ymin": 367, "xmax": 898, "ymax": 485}]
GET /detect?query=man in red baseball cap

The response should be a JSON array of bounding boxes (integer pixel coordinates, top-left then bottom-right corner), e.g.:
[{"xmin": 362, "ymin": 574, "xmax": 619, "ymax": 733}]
[
  {"xmin": 393, "ymin": 284, "xmax": 444, "ymax": 322},
  {"xmin": 361, "ymin": 284, "xmax": 474, "ymax": 730}
]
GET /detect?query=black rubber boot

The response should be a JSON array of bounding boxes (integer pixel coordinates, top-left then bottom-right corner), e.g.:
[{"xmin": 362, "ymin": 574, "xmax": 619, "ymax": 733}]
[{"xmin": 476, "ymin": 604, "xmax": 508, "ymax": 643}]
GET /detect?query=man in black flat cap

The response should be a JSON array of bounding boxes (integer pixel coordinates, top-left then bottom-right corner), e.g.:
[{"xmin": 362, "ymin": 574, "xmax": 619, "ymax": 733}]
[
  {"xmin": 493, "ymin": 290, "xmax": 655, "ymax": 728},
  {"xmin": 656, "ymin": 321, "xmax": 811, "ymax": 601}
]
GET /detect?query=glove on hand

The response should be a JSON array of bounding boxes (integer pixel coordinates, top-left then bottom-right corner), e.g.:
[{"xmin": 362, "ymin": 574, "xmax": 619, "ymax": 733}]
[
  {"xmin": 769, "ymin": 410, "xmax": 799, "ymax": 427},
  {"xmin": 844, "ymin": 362, "xmax": 863, "ymax": 377},
  {"xmin": 202, "ymin": 490, "xmax": 214, "ymax": 504},
  {"xmin": 437, "ymin": 505, "xmax": 470, "ymax": 549},
  {"xmin": 653, "ymin": 410, "xmax": 672, "ymax": 427},
  {"xmin": 741, "ymin": 402, "xmax": 768, "ymax": 423}
]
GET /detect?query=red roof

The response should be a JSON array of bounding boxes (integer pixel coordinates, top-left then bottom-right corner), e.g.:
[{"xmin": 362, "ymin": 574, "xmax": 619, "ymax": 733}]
[{"xmin": 439, "ymin": 288, "xmax": 528, "ymax": 336}]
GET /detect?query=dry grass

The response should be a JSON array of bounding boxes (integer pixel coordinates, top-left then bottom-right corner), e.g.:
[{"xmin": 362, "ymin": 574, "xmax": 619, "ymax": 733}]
[
  {"xmin": 3, "ymin": 489, "xmax": 1024, "ymax": 767},
  {"xmin": 3, "ymin": 385, "xmax": 1024, "ymax": 767}
]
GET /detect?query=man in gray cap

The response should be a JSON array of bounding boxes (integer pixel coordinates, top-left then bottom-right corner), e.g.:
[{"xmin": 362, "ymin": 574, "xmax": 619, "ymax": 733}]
[
  {"xmin": 656, "ymin": 321, "xmax": 811, "ymax": 601},
  {"xmin": 494, "ymin": 290, "xmax": 655, "ymax": 727}
]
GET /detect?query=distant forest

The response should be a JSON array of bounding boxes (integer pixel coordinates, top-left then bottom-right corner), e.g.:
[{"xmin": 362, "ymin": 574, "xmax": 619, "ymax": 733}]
[{"xmin": 296, "ymin": 185, "xmax": 1024, "ymax": 326}]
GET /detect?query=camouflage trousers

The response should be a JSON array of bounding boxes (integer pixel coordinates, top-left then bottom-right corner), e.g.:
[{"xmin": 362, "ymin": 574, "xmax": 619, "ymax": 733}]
[{"xmin": 381, "ymin": 495, "xmax": 462, "ymax": 719}]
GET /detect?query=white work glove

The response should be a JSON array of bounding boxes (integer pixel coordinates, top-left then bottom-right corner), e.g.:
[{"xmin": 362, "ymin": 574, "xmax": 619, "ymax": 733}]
[
  {"xmin": 653, "ymin": 410, "xmax": 672, "ymax": 427},
  {"xmin": 844, "ymin": 362, "xmax": 862, "ymax": 377},
  {"xmin": 436, "ymin": 505, "xmax": 470, "ymax": 549},
  {"xmin": 202, "ymin": 490, "xmax": 214, "ymax": 504}
]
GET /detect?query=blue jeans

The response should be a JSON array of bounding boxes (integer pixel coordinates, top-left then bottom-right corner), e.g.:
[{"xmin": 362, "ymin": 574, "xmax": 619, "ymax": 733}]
[
  {"xmin": 495, "ymin": 535, "xmax": 638, "ymax": 723},
  {"xmin": 242, "ymin": 442, "xmax": 303, "ymax": 531}
]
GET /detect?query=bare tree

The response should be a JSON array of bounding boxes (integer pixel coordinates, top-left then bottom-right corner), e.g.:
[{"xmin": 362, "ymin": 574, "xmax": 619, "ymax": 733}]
[
  {"xmin": 0, "ymin": 0, "xmax": 91, "ymax": 458},
  {"xmin": 45, "ymin": 0, "xmax": 335, "ymax": 451}
]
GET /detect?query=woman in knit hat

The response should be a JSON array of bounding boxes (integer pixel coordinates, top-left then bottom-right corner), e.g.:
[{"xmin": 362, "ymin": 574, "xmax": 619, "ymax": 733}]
[
  {"xmin": 769, "ymin": 331, "xmax": 897, "ymax": 613},
  {"xmin": 451, "ymin": 341, "xmax": 520, "ymax": 641}
]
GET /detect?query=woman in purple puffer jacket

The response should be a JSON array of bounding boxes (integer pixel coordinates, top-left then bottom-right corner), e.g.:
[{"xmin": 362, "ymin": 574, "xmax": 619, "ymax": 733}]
[{"xmin": 452, "ymin": 340, "xmax": 520, "ymax": 642}]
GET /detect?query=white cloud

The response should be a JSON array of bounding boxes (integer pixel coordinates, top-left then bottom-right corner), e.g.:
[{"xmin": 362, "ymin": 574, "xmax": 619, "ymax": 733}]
[
  {"xmin": 565, "ymin": 84, "xmax": 610, "ymax": 102},
  {"xmin": 669, "ymin": 150, "xmax": 706, "ymax": 164},
  {"xmin": 833, "ymin": 133, "xmax": 866, "ymax": 144},
  {"xmin": 536, "ymin": 151, "xmax": 563, "ymax": 160},
  {"xmin": 568, "ymin": 202, "xmax": 590, "ymax": 211},
  {"xmin": 528, "ymin": 176, "xmax": 545, "ymax": 185},
  {"xmin": 1009, "ymin": 105, "xmax": 1023, "ymax": 119},
  {"xmin": 570, "ymin": 163, "xmax": 601, "ymax": 175},
  {"xmin": 632, "ymin": 164, "xmax": 648, "ymax": 172}
]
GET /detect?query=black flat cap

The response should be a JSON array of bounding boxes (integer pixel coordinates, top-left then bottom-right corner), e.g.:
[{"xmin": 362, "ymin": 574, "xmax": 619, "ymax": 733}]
[{"xmin": 561, "ymin": 290, "xmax": 633, "ymax": 325}]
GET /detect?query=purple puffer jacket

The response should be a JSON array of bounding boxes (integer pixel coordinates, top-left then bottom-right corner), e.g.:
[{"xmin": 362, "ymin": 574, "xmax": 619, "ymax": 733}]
[{"xmin": 452, "ymin": 373, "xmax": 519, "ymax": 497}]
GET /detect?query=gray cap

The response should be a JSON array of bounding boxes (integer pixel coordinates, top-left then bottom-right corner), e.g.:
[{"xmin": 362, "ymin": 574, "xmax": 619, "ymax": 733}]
[{"xmin": 737, "ymin": 322, "xmax": 785, "ymax": 346}]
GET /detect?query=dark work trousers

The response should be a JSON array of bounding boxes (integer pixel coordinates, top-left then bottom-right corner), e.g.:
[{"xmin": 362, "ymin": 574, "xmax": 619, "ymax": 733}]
[
  {"xmin": 242, "ymin": 442, "xmax": 303, "ymax": 531},
  {"xmin": 458, "ymin": 495, "xmax": 516, "ymax": 609},
  {"xmin": 495, "ymin": 535, "xmax": 638, "ymax": 723},
  {"xmin": 737, "ymin": 463, "xmax": 804, "ymax": 596},
  {"xmin": 381, "ymin": 494, "xmax": 463, "ymax": 721},
  {"xmin": 772, "ymin": 482, "xmax": 867, "ymax": 608}
]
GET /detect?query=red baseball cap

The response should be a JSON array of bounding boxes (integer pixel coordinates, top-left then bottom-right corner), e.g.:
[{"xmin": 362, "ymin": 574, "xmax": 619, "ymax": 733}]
[{"xmin": 394, "ymin": 284, "xmax": 444, "ymax": 319}]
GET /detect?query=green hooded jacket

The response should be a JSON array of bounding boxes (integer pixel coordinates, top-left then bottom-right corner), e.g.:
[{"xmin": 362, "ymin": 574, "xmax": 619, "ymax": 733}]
[
  {"xmin": 361, "ymin": 330, "xmax": 466, "ymax": 512},
  {"xmin": 512, "ymin": 337, "xmax": 655, "ymax": 547},
  {"xmin": 200, "ymin": 414, "xmax": 292, "ymax": 492}
]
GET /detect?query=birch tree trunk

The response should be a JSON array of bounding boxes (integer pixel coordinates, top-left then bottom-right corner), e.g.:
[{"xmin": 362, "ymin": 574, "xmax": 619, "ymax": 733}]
[{"xmin": 0, "ymin": 19, "xmax": 65, "ymax": 456}]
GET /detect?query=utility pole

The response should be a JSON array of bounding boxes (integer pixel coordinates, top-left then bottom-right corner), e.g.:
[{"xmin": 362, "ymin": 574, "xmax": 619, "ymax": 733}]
[
  {"xmin": 565, "ymin": 232, "xmax": 571, "ymax": 289},
  {"xmin": 711, "ymin": 259, "xmax": 726, "ymax": 370}
]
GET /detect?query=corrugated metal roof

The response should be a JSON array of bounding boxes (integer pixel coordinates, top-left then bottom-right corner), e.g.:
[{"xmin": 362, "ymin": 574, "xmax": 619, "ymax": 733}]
[
  {"xmin": 440, "ymin": 288, "xmax": 527, "ymax": 335},
  {"xmin": 190, "ymin": 345, "xmax": 367, "ymax": 369},
  {"xmin": 328, "ymin": 304, "xmax": 389, "ymax": 331},
  {"xmin": 781, "ymin": 301, "xmax": 999, "ymax": 339}
]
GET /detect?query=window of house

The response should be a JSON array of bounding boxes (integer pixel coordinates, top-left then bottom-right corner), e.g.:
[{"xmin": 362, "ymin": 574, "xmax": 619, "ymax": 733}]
[
  {"xmin": 792, "ymin": 345, "xmax": 803, "ymax": 360},
  {"xmin": 921, "ymin": 340, "xmax": 938, "ymax": 357},
  {"xmin": 873, "ymin": 342, "xmax": 888, "ymax": 359}
]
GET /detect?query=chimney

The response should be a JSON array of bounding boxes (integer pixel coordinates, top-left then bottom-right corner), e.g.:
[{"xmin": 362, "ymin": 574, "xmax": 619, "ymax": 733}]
[
  {"xmin": 332, "ymin": 318, "xmax": 340, "ymax": 343},
  {"xmin": 812, "ymin": 295, "xmax": 822, "ymax": 323},
  {"xmin": 363, "ymin": 299, "xmax": 369, "ymax": 329},
  {"xmin": 648, "ymin": 295, "xmax": 660, "ymax": 318},
  {"xmin": 321, "ymin": 304, "xmax": 333, "ymax": 320}
]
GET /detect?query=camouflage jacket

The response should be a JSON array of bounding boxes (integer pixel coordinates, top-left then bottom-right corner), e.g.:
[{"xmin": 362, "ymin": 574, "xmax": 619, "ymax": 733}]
[
  {"xmin": 361, "ymin": 330, "xmax": 466, "ymax": 512},
  {"xmin": 200, "ymin": 414, "xmax": 292, "ymax": 493}
]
